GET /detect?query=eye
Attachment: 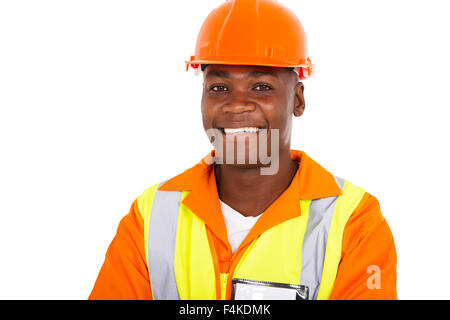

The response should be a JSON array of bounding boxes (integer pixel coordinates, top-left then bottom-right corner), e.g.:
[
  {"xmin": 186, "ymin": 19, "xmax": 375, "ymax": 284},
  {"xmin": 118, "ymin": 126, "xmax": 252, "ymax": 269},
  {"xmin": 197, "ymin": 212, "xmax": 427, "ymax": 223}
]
[
  {"xmin": 253, "ymin": 84, "xmax": 273, "ymax": 91},
  {"xmin": 210, "ymin": 85, "xmax": 229, "ymax": 92}
]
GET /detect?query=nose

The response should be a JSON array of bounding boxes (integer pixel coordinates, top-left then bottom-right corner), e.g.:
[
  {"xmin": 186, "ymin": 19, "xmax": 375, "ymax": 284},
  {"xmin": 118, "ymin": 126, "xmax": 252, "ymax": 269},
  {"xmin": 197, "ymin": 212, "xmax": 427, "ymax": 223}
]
[{"xmin": 222, "ymin": 91, "xmax": 256, "ymax": 114}]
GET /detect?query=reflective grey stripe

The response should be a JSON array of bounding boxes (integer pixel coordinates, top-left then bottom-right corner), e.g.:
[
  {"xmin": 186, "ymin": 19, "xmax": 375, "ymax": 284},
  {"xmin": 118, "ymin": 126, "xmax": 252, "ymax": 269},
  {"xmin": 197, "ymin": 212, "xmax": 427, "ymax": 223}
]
[
  {"xmin": 333, "ymin": 175, "xmax": 345, "ymax": 190},
  {"xmin": 300, "ymin": 175, "xmax": 345, "ymax": 300},
  {"xmin": 148, "ymin": 185, "xmax": 182, "ymax": 300}
]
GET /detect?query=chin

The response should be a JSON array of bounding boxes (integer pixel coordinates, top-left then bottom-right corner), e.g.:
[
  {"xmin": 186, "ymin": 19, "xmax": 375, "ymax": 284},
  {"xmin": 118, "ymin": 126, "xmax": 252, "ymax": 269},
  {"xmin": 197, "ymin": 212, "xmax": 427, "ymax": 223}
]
[{"xmin": 226, "ymin": 162, "xmax": 263, "ymax": 169}]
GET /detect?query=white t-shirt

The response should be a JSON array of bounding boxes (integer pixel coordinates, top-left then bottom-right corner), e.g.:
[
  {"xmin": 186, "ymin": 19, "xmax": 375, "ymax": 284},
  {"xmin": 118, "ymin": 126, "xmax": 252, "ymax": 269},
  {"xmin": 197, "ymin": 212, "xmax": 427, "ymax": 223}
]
[{"xmin": 220, "ymin": 200, "xmax": 263, "ymax": 253}]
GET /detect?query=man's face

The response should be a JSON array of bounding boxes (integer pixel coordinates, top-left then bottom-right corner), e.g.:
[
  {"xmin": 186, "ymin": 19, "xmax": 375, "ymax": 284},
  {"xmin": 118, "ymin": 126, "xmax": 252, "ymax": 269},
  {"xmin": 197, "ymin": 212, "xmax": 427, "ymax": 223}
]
[{"xmin": 201, "ymin": 64, "xmax": 305, "ymax": 169}]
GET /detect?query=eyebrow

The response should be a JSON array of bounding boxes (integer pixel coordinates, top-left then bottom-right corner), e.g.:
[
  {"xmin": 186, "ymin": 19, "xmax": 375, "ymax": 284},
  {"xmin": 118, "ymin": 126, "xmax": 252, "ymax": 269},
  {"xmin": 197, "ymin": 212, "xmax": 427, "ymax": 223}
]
[{"xmin": 205, "ymin": 69, "xmax": 279, "ymax": 79}]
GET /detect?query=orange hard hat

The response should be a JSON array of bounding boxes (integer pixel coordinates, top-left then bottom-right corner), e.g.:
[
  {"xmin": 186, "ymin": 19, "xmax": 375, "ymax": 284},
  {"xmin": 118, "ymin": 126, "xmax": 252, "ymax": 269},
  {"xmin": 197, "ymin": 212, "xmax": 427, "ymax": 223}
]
[{"xmin": 185, "ymin": 0, "xmax": 315, "ymax": 80}]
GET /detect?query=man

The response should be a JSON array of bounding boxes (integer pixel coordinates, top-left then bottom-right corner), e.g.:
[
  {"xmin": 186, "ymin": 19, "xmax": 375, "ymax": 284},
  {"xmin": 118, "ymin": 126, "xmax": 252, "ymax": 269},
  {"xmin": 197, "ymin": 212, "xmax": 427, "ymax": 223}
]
[{"xmin": 89, "ymin": 0, "xmax": 397, "ymax": 300}]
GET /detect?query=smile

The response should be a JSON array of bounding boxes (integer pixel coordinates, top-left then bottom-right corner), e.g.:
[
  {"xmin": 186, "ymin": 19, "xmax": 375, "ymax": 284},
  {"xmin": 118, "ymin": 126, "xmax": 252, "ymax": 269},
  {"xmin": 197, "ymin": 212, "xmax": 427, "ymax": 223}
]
[{"xmin": 223, "ymin": 127, "xmax": 260, "ymax": 134}]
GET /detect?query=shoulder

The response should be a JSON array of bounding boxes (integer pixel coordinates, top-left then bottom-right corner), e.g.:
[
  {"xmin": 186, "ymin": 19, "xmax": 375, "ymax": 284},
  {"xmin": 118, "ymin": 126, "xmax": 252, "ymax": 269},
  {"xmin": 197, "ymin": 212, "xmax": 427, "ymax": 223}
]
[
  {"xmin": 337, "ymin": 177, "xmax": 384, "ymax": 226},
  {"xmin": 332, "ymin": 177, "xmax": 396, "ymax": 265},
  {"xmin": 133, "ymin": 160, "xmax": 206, "ymax": 220},
  {"xmin": 333, "ymin": 176, "xmax": 370, "ymax": 219},
  {"xmin": 332, "ymin": 176, "xmax": 387, "ymax": 236},
  {"xmin": 135, "ymin": 182, "xmax": 164, "ymax": 222},
  {"xmin": 337, "ymin": 179, "xmax": 392, "ymax": 254}
]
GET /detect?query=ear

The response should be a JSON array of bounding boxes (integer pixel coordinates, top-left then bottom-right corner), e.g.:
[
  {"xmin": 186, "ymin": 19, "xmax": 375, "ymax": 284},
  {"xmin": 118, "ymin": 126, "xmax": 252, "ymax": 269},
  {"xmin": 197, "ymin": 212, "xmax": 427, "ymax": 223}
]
[{"xmin": 293, "ymin": 82, "xmax": 305, "ymax": 117}]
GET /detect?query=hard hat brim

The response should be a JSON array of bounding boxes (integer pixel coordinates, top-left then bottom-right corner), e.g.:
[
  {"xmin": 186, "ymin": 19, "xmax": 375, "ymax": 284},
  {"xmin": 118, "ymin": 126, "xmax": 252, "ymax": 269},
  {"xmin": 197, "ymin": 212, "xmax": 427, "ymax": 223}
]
[{"xmin": 185, "ymin": 58, "xmax": 315, "ymax": 80}]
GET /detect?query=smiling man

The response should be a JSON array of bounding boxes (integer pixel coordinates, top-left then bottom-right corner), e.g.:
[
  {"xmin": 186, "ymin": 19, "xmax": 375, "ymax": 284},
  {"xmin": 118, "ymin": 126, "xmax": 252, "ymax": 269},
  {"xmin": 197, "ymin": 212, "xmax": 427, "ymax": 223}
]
[{"xmin": 89, "ymin": 0, "xmax": 397, "ymax": 300}]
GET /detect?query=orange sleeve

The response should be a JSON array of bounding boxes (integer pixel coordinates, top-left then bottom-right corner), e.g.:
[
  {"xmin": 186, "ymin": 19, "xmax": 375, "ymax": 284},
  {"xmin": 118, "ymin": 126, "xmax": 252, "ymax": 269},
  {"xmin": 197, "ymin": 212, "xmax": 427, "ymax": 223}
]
[
  {"xmin": 329, "ymin": 192, "xmax": 397, "ymax": 300},
  {"xmin": 88, "ymin": 200, "xmax": 153, "ymax": 300}
]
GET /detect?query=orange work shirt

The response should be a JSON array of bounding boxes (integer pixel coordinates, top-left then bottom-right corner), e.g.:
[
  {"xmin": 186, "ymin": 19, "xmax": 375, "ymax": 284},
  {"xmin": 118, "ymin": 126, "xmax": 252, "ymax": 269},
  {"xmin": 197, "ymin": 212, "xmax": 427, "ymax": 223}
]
[{"xmin": 89, "ymin": 150, "xmax": 397, "ymax": 300}]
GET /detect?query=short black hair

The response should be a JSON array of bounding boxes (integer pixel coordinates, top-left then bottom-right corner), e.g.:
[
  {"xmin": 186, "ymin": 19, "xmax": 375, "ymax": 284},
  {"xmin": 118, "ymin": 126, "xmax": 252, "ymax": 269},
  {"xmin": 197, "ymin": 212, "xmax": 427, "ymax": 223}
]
[{"xmin": 201, "ymin": 64, "xmax": 294, "ymax": 72}]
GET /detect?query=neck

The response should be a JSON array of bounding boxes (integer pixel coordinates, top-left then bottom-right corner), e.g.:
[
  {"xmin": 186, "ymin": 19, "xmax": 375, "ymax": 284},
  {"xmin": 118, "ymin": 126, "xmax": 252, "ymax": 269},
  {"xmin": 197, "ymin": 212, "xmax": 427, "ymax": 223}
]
[{"xmin": 214, "ymin": 149, "xmax": 299, "ymax": 217}]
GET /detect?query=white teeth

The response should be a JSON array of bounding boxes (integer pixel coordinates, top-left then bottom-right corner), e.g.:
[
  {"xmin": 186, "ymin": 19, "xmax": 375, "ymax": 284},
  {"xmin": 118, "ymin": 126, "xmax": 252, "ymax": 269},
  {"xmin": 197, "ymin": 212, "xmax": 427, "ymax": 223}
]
[{"xmin": 224, "ymin": 127, "xmax": 259, "ymax": 134}]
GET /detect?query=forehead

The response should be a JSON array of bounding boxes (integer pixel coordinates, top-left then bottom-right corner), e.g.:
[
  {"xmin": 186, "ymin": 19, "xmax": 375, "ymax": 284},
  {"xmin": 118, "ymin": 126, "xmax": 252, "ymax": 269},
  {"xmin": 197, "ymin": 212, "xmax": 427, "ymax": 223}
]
[{"xmin": 203, "ymin": 64, "xmax": 286, "ymax": 80}]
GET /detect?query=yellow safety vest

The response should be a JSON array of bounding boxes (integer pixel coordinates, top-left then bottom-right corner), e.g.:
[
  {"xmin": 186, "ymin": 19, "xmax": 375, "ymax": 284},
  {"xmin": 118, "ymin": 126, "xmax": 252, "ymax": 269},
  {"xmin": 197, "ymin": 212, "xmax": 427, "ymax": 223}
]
[{"xmin": 137, "ymin": 175, "xmax": 365, "ymax": 300}]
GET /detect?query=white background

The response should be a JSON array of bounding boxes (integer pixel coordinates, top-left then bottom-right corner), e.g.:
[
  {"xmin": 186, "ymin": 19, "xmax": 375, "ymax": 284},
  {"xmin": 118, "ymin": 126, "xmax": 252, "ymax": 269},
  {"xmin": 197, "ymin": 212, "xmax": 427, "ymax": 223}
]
[{"xmin": 1, "ymin": 0, "xmax": 449, "ymax": 299}]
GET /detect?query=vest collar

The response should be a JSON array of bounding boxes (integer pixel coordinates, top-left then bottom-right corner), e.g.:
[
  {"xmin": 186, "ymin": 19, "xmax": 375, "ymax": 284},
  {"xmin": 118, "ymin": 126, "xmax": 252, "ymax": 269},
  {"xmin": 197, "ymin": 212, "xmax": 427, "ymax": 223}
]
[
  {"xmin": 158, "ymin": 150, "xmax": 342, "ymax": 249},
  {"xmin": 159, "ymin": 149, "xmax": 341, "ymax": 199}
]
